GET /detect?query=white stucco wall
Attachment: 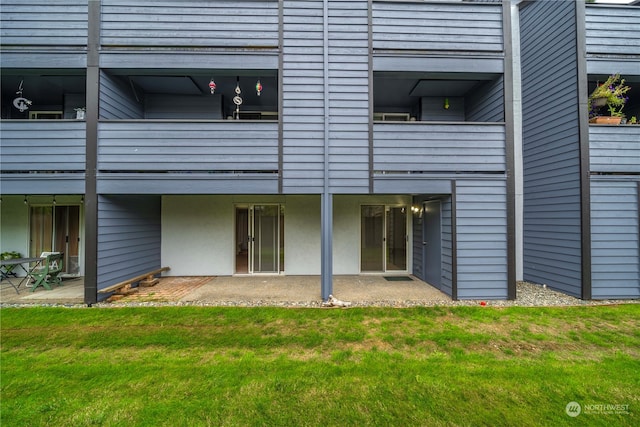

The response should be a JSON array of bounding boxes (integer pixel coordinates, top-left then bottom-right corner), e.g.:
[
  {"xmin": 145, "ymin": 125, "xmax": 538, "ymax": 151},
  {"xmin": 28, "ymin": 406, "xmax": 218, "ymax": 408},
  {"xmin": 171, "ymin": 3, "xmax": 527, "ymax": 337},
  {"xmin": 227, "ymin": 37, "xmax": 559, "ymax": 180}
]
[{"xmin": 161, "ymin": 194, "xmax": 412, "ymax": 276}]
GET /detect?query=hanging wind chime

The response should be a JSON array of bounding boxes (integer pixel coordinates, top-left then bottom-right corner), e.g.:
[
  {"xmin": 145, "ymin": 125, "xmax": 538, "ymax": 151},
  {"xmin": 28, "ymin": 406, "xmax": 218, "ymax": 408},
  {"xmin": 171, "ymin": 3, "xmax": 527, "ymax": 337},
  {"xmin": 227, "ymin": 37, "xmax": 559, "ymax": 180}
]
[
  {"xmin": 233, "ymin": 78, "xmax": 243, "ymax": 119},
  {"xmin": 13, "ymin": 80, "xmax": 32, "ymax": 112},
  {"xmin": 256, "ymin": 79, "xmax": 262, "ymax": 96},
  {"xmin": 208, "ymin": 78, "xmax": 216, "ymax": 94}
]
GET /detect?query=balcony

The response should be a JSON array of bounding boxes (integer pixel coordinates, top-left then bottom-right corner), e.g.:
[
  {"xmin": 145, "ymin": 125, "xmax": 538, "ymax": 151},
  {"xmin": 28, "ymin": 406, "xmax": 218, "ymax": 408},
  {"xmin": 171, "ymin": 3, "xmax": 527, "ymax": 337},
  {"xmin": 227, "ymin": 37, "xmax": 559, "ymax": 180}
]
[{"xmin": 589, "ymin": 125, "xmax": 640, "ymax": 174}]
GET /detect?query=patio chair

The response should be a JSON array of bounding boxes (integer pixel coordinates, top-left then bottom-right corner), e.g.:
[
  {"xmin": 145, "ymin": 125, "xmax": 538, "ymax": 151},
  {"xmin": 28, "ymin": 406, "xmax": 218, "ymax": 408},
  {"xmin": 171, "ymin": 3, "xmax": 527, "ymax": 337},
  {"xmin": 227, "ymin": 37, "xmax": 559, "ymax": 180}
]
[{"xmin": 31, "ymin": 252, "xmax": 64, "ymax": 291}]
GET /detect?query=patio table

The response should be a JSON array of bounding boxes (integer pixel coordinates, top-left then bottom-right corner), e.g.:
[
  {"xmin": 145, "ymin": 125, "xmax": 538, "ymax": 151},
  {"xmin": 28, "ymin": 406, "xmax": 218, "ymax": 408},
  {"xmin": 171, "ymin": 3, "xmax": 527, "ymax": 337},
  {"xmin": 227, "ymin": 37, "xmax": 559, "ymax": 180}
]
[{"xmin": 0, "ymin": 257, "xmax": 45, "ymax": 294}]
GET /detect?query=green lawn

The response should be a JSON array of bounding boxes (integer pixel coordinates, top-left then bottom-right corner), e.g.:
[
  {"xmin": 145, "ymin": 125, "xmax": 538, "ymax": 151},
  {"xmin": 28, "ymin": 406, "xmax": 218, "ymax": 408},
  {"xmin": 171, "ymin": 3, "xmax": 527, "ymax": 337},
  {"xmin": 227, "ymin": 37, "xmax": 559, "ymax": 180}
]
[{"xmin": 1, "ymin": 305, "xmax": 639, "ymax": 426}]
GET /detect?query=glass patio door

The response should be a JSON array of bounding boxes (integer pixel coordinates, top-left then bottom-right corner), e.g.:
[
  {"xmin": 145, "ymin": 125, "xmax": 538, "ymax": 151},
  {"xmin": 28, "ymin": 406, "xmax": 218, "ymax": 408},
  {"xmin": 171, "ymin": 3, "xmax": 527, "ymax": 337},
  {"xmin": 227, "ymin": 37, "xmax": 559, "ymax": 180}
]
[
  {"xmin": 236, "ymin": 205, "xmax": 284, "ymax": 274},
  {"xmin": 361, "ymin": 205, "xmax": 407, "ymax": 272},
  {"xmin": 29, "ymin": 205, "xmax": 81, "ymax": 275}
]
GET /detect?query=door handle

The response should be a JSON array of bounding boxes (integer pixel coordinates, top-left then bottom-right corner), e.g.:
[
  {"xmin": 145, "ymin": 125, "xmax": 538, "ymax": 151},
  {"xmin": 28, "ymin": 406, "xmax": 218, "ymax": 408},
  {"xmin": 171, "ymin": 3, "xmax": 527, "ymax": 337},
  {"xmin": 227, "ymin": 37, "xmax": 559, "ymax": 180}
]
[{"xmin": 422, "ymin": 241, "xmax": 427, "ymax": 245}]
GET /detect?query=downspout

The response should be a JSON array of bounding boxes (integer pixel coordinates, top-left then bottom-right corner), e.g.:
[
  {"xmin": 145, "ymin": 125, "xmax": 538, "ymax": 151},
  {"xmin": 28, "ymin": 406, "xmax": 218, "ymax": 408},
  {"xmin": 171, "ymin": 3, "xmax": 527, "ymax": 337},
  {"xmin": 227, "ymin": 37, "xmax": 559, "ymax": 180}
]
[{"xmin": 320, "ymin": 0, "xmax": 333, "ymax": 300}]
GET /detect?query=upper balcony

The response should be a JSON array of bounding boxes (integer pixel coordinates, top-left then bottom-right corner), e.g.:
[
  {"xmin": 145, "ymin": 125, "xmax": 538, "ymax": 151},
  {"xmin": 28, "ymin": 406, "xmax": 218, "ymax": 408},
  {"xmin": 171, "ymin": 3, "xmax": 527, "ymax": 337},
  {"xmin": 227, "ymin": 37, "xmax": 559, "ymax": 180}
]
[
  {"xmin": 0, "ymin": 0, "xmax": 88, "ymax": 68},
  {"xmin": 372, "ymin": 0, "xmax": 504, "ymax": 74},
  {"xmin": 585, "ymin": 3, "xmax": 640, "ymax": 76}
]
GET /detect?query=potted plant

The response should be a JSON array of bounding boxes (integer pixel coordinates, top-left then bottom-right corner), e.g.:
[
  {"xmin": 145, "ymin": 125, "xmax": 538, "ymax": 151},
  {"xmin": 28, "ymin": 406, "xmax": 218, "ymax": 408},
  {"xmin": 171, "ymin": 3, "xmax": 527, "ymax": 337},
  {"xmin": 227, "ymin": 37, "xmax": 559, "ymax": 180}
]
[{"xmin": 588, "ymin": 74, "xmax": 631, "ymax": 125}]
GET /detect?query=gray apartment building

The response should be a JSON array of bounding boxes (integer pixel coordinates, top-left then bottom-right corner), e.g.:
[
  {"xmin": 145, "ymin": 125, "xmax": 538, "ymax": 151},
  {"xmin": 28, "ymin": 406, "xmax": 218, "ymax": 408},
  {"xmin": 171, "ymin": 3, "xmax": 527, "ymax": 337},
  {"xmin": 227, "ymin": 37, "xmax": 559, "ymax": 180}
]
[{"xmin": 0, "ymin": 0, "xmax": 637, "ymax": 305}]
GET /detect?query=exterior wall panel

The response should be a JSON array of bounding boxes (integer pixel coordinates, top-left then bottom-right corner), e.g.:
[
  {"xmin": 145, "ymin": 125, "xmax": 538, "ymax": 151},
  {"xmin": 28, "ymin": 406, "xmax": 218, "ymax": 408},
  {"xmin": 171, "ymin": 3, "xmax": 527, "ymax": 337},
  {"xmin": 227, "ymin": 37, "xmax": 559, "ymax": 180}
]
[
  {"xmin": 281, "ymin": 0, "xmax": 326, "ymax": 192},
  {"xmin": 100, "ymin": 0, "xmax": 279, "ymax": 48},
  {"xmin": 455, "ymin": 180, "xmax": 508, "ymax": 299},
  {"xmin": 585, "ymin": 5, "xmax": 640, "ymax": 56},
  {"xmin": 100, "ymin": 71, "xmax": 144, "ymax": 120},
  {"xmin": 520, "ymin": 0, "xmax": 583, "ymax": 297},
  {"xmin": 0, "ymin": 0, "xmax": 88, "ymax": 46},
  {"xmin": 372, "ymin": 1, "xmax": 503, "ymax": 52},
  {"xmin": 328, "ymin": 0, "xmax": 370, "ymax": 192},
  {"xmin": 590, "ymin": 180, "xmax": 639, "ymax": 299},
  {"xmin": 97, "ymin": 195, "xmax": 162, "ymax": 292}
]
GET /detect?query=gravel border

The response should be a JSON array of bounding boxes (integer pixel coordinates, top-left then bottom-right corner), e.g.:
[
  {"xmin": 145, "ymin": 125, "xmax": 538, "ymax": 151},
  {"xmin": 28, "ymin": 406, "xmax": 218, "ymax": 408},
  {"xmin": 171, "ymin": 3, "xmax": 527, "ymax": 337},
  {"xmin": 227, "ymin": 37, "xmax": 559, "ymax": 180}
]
[{"xmin": 1, "ymin": 282, "xmax": 638, "ymax": 309}]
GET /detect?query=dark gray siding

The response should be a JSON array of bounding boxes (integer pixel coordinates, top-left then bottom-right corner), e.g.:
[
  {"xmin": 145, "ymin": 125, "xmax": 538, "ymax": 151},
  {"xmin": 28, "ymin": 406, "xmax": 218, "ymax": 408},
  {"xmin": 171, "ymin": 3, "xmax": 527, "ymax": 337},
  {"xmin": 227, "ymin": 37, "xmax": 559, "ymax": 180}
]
[
  {"xmin": 441, "ymin": 196, "xmax": 453, "ymax": 297},
  {"xmin": 99, "ymin": 72, "xmax": 144, "ymax": 119},
  {"xmin": 585, "ymin": 5, "xmax": 640, "ymax": 56},
  {"xmin": 281, "ymin": 0, "xmax": 325, "ymax": 193},
  {"xmin": 520, "ymin": 0, "xmax": 583, "ymax": 297},
  {"xmin": 0, "ymin": 121, "xmax": 85, "ymax": 171},
  {"xmin": 328, "ymin": 0, "xmax": 369, "ymax": 192},
  {"xmin": 372, "ymin": 1, "xmax": 503, "ymax": 52},
  {"xmin": 373, "ymin": 123, "xmax": 506, "ymax": 173},
  {"xmin": 97, "ymin": 195, "xmax": 161, "ymax": 292},
  {"xmin": 98, "ymin": 121, "xmax": 278, "ymax": 172},
  {"xmin": 466, "ymin": 77, "xmax": 505, "ymax": 122},
  {"xmin": 100, "ymin": 0, "xmax": 279, "ymax": 48},
  {"xmin": 0, "ymin": 0, "xmax": 88, "ymax": 46},
  {"xmin": 455, "ymin": 179, "xmax": 508, "ymax": 299},
  {"xmin": 590, "ymin": 180, "xmax": 639, "ymax": 299},
  {"xmin": 589, "ymin": 126, "xmax": 640, "ymax": 174}
]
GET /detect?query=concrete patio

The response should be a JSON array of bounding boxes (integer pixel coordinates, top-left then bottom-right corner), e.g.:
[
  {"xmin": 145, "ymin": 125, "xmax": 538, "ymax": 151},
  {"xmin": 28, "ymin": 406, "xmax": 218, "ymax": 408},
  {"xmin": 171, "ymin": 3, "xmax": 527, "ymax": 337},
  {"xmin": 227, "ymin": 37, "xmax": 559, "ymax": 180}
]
[{"xmin": 0, "ymin": 275, "xmax": 452, "ymax": 306}]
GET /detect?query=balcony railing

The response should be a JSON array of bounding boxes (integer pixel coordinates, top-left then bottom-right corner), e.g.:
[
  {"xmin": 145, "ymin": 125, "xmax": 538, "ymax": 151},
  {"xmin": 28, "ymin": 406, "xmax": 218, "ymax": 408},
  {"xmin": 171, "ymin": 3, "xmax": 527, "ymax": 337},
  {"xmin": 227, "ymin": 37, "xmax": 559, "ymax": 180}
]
[
  {"xmin": 585, "ymin": 5, "xmax": 640, "ymax": 56},
  {"xmin": 373, "ymin": 122, "xmax": 506, "ymax": 173},
  {"xmin": 589, "ymin": 125, "xmax": 640, "ymax": 174},
  {"xmin": 0, "ymin": 120, "xmax": 86, "ymax": 172},
  {"xmin": 98, "ymin": 121, "xmax": 279, "ymax": 173}
]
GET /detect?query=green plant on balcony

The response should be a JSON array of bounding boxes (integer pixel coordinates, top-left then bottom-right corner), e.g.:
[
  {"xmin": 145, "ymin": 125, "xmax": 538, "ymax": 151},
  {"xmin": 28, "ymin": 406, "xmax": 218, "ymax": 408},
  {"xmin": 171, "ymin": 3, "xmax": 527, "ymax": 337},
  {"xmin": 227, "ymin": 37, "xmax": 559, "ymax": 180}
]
[{"xmin": 588, "ymin": 74, "xmax": 631, "ymax": 124}]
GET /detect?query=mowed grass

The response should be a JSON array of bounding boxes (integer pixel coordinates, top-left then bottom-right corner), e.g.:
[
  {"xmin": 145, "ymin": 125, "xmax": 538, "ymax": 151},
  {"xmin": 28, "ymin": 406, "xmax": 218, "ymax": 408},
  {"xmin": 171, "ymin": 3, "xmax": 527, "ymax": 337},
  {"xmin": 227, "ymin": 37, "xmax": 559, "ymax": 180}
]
[{"xmin": 1, "ymin": 305, "xmax": 639, "ymax": 426}]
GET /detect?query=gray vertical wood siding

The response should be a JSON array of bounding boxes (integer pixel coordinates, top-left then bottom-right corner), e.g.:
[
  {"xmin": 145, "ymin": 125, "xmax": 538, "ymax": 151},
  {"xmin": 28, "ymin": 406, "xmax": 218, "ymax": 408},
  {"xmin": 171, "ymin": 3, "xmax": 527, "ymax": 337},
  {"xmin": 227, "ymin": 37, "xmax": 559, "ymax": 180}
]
[
  {"xmin": 441, "ymin": 196, "xmax": 453, "ymax": 297},
  {"xmin": 455, "ymin": 180, "xmax": 508, "ymax": 299},
  {"xmin": 585, "ymin": 5, "xmax": 640, "ymax": 56},
  {"xmin": 100, "ymin": 0, "xmax": 279, "ymax": 48},
  {"xmin": 520, "ymin": 0, "xmax": 583, "ymax": 297},
  {"xmin": 372, "ymin": 1, "xmax": 503, "ymax": 52},
  {"xmin": 0, "ymin": 121, "xmax": 86, "ymax": 171},
  {"xmin": 328, "ymin": 0, "xmax": 370, "ymax": 192},
  {"xmin": 281, "ymin": 0, "xmax": 325, "ymax": 192},
  {"xmin": 590, "ymin": 180, "xmax": 639, "ymax": 299},
  {"xmin": 97, "ymin": 195, "xmax": 162, "ymax": 292},
  {"xmin": 589, "ymin": 126, "xmax": 640, "ymax": 174},
  {"xmin": 0, "ymin": 0, "xmax": 88, "ymax": 46},
  {"xmin": 99, "ymin": 71, "xmax": 144, "ymax": 119}
]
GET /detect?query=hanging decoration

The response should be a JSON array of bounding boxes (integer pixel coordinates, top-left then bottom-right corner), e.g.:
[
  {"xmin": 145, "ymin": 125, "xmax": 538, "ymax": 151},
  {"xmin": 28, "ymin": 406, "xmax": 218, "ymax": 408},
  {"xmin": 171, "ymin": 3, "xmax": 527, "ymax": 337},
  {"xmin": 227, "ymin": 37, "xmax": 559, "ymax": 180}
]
[
  {"xmin": 233, "ymin": 78, "xmax": 243, "ymax": 119},
  {"xmin": 13, "ymin": 80, "xmax": 32, "ymax": 112},
  {"xmin": 443, "ymin": 97, "xmax": 450, "ymax": 110},
  {"xmin": 256, "ymin": 79, "xmax": 263, "ymax": 96},
  {"xmin": 208, "ymin": 78, "xmax": 217, "ymax": 94}
]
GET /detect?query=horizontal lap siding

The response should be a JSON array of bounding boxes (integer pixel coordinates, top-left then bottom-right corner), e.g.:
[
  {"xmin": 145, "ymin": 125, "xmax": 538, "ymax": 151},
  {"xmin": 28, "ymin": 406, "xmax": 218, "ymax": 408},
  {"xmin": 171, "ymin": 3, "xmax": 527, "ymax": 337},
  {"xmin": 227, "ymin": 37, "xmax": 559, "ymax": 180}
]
[
  {"xmin": 589, "ymin": 126, "xmax": 640, "ymax": 174},
  {"xmin": 98, "ymin": 122, "xmax": 278, "ymax": 171},
  {"xmin": 441, "ymin": 196, "xmax": 453, "ymax": 297},
  {"xmin": 372, "ymin": 1, "xmax": 503, "ymax": 52},
  {"xmin": 282, "ymin": 0, "xmax": 325, "ymax": 192},
  {"xmin": 0, "ymin": 121, "xmax": 85, "ymax": 171},
  {"xmin": 456, "ymin": 180, "xmax": 508, "ymax": 299},
  {"xmin": 97, "ymin": 195, "xmax": 161, "ymax": 291},
  {"xmin": 0, "ymin": 0, "xmax": 87, "ymax": 46},
  {"xmin": 520, "ymin": 1, "xmax": 583, "ymax": 297},
  {"xmin": 101, "ymin": 0, "xmax": 278, "ymax": 48},
  {"xmin": 373, "ymin": 124, "xmax": 506, "ymax": 172},
  {"xmin": 100, "ymin": 72, "xmax": 144, "ymax": 120},
  {"xmin": 328, "ymin": 0, "xmax": 369, "ymax": 192},
  {"xmin": 586, "ymin": 6, "xmax": 640, "ymax": 56},
  {"xmin": 591, "ymin": 180, "xmax": 639, "ymax": 299}
]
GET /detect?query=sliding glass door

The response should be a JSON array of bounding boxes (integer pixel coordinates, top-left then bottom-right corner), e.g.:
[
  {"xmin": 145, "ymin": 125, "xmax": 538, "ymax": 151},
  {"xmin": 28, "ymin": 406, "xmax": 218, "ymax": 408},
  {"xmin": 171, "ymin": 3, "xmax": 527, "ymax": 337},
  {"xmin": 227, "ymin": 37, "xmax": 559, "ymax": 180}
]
[{"xmin": 361, "ymin": 205, "xmax": 407, "ymax": 272}]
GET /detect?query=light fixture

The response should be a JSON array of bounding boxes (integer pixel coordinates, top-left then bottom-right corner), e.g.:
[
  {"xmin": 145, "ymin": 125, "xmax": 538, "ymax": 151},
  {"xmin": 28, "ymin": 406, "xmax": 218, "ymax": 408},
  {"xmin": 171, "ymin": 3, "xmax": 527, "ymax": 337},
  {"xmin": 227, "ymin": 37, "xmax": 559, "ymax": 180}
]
[
  {"xmin": 81, "ymin": 196, "xmax": 84, "ymax": 204},
  {"xmin": 443, "ymin": 97, "xmax": 450, "ymax": 110},
  {"xmin": 53, "ymin": 195, "xmax": 56, "ymax": 205},
  {"xmin": 24, "ymin": 195, "xmax": 28, "ymax": 205},
  {"xmin": 208, "ymin": 78, "xmax": 216, "ymax": 94}
]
